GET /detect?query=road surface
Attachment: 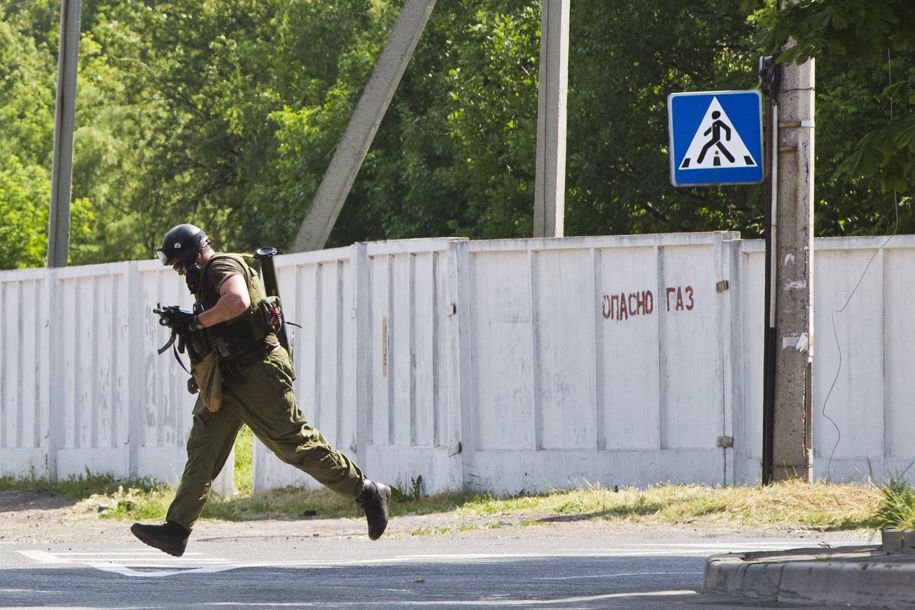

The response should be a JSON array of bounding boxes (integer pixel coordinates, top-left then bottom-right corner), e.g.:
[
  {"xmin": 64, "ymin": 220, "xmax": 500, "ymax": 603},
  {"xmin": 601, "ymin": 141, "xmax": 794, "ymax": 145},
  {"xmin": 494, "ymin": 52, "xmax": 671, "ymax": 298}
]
[{"xmin": 0, "ymin": 529, "xmax": 871, "ymax": 608}]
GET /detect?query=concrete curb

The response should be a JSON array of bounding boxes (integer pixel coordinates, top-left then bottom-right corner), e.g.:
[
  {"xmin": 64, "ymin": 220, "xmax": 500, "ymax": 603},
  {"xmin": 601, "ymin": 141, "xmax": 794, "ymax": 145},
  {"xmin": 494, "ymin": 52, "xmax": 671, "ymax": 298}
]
[
  {"xmin": 704, "ymin": 546, "xmax": 915, "ymax": 607},
  {"xmin": 883, "ymin": 528, "xmax": 915, "ymax": 555}
]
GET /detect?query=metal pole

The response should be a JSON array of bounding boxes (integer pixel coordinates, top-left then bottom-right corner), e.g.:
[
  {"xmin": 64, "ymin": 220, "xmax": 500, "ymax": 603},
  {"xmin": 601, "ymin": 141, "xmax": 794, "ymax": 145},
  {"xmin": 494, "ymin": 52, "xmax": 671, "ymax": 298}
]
[
  {"xmin": 47, "ymin": 0, "xmax": 81, "ymax": 268},
  {"xmin": 760, "ymin": 55, "xmax": 780, "ymax": 484},
  {"xmin": 290, "ymin": 0, "xmax": 437, "ymax": 253},
  {"xmin": 533, "ymin": 0, "xmax": 570, "ymax": 238}
]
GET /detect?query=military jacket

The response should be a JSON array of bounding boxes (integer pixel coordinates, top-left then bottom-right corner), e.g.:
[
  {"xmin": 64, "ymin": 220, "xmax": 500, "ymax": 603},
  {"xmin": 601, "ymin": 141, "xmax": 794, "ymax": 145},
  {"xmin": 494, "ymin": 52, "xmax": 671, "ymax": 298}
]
[{"xmin": 196, "ymin": 253, "xmax": 279, "ymax": 358}]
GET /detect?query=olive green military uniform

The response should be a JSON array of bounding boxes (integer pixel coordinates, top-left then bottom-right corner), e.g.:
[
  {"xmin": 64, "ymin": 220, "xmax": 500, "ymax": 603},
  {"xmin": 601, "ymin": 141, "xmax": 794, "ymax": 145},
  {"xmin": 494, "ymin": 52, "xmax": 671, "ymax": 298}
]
[{"xmin": 166, "ymin": 255, "xmax": 365, "ymax": 532}]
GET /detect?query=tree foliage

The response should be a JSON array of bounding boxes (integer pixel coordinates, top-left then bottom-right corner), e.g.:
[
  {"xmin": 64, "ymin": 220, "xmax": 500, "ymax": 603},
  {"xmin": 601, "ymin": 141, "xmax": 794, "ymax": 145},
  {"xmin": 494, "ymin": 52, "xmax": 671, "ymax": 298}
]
[
  {"xmin": 0, "ymin": 156, "xmax": 50, "ymax": 269},
  {"xmin": 0, "ymin": 0, "xmax": 911, "ymax": 269},
  {"xmin": 0, "ymin": 6, "xmax": 69, "ymax": 268},
  {"xmin": 564, "ymin": 1, "xmax": 761, "ymax": 237},
  {"xmin": 758, "ymin": 0, "xmax": 915, "ymax": 233}
]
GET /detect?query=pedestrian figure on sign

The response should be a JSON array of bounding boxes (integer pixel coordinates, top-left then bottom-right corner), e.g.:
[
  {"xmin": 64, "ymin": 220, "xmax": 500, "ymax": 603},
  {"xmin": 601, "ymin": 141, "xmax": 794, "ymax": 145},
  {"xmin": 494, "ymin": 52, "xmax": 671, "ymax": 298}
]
[{"xmin": 697, "ymin": 111, "xmax": 735, "ymax": 166}]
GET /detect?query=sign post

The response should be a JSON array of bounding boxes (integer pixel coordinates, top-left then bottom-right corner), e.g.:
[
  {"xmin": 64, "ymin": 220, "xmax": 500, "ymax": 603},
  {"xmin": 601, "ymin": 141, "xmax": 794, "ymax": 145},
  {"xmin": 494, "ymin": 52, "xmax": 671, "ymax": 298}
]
[{"xmin": 668, "ymin": 88, "xmax": 768, "ymax": 484}]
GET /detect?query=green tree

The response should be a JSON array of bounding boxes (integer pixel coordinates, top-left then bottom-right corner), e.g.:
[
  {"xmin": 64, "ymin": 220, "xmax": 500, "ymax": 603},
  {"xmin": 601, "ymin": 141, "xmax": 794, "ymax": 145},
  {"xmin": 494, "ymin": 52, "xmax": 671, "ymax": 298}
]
[
  {"xmin": 0, "ymin": 9, "xmax": 54, "ymax": 269},
  {"xmin": 564, "ymin": 0, "xmax": 762, "ymax": 237},
  {"xmin": 109, "ymin": 0, "xmax": 393, "ymax": 254},
  {"xmin": 4, "ymin": 0, "xmax": 909, "ymax": 269},
  {"xmin": 0, "ymin": 1, "xmax": 96, "ymax": 268},
  {"xmin": 758, "ymin": 0, "xmax": 915, "ymax": 234},
  {"xmin": 0, "ymin": 17, "xmax": 55, "ymax": 166},
  {"xmin": 0, "ymin": 155, "xmax": 93, "ymax": 269},
  {"xmin": 0, "ymin": 157, "xmax": 49, "ymax": 269},
  {"xmin": 361, "ymin": 0, "xmax": 763, "ymax": 241},
  {"xmin": 330, "ymin": 0, "xmax": 541, "ymax": 245}
]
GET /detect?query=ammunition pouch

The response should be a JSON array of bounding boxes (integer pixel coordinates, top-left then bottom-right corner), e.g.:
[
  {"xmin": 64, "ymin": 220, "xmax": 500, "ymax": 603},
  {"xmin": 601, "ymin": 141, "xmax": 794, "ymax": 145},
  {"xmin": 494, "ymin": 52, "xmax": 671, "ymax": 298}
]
[
  {"xmin": 182, "ymin": 329, "xmax": 211, "ymax": 366},
  {"xmin": 191, "ymin": 350, "xmax": 223, "ymax": 412},
  {"xmin": 205, "ymin": 296, "xmax": 285, "ymax": 360},
  {"xmin": 259, "ymin": 295, "xmax": 286, "ymax": 339}
]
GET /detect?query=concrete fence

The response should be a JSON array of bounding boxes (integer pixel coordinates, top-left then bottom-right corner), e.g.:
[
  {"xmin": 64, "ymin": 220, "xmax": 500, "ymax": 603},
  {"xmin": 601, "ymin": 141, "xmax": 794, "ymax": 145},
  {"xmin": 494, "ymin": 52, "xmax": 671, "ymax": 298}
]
[
  {"xmin": 0, "ymin": 260, "xmax": 233, "ymax": 494},
  {"xmin": 737, "ymin": 236, "xmax": 915, "ymax": 485},
  {"xmin": 1, "ymin": 232, "xmax": 913, "ymax": 495}
]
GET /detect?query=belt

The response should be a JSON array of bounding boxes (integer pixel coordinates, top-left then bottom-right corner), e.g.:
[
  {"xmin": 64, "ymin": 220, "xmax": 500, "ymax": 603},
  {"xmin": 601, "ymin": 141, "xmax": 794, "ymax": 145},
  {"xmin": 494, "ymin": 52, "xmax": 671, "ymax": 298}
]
[{"xmin": 220, "ymin": 343, "xmax": 271, "ymax": 373}]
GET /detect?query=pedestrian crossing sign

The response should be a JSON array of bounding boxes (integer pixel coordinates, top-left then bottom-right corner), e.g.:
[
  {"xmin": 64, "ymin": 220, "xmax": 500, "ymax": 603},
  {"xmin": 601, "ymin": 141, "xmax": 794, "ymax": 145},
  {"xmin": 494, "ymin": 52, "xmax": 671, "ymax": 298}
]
[{"xmin": 668, "ymin": 90, "xmax": 763, "ymax": 187}]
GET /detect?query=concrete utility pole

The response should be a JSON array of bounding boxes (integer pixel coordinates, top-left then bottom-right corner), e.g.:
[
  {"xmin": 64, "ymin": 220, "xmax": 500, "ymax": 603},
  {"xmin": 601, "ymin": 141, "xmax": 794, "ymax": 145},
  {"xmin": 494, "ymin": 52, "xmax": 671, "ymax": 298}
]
[
  {"xmin": 771, "ymin": 48, "xmax": 815, "ymax": 482},
  {"xmin": 533, "ymin": 0, "xmax": 570, "ymax": 238},
  {"xmin": 47, "ymin": 0, "xmax": 81, "ymax": 268},
  {"xmin": 290, "ymin": 0, "xmax": 437, "ymax": 253}
]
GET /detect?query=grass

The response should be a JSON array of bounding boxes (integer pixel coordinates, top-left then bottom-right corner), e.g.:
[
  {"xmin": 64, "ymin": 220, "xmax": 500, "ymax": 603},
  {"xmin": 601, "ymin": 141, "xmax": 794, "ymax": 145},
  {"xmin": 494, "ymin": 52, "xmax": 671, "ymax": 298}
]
[
  {"xmin": 78, "ymin": 482, "xmax": 478, "ymax": 523},
  {"xmin": 0, "ymin": 469, "xmax": 889, "ymax": 532},
  {"xmin": 0, "ymin": 441, "xmax": 899, "ymax": 532},
  {"xmin": 454, "ymin": 481, "xmax": 884, "ymax": 530},
  {"xmin": 0, "ymin": 470, "xmax": 160, "ymax": 500},
  {"xmin": 874, "ymin": 478, "xmax": 915, "ymax": 530},
  {"xmin": 234, "ymin": 425, "xmax": 253, "ymax": 496}
]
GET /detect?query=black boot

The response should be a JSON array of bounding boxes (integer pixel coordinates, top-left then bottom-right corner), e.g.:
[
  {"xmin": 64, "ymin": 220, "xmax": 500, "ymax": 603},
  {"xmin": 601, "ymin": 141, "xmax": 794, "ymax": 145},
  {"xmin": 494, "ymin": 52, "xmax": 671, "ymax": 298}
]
[
  {"xmin": 356, "ymin": 480, "xmax": 391, "ymax": 540},
  {"xmin": 130, "ymin": 521, "xmax": 190, "ymax": 557}
]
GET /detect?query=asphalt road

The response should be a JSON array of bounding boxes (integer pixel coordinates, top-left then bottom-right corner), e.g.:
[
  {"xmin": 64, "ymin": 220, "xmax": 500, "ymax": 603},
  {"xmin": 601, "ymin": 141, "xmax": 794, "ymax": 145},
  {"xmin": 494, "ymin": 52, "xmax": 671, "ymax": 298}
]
[{"xmin": 0, "ymin": 532, "xmax": 870, "ymax": 609}]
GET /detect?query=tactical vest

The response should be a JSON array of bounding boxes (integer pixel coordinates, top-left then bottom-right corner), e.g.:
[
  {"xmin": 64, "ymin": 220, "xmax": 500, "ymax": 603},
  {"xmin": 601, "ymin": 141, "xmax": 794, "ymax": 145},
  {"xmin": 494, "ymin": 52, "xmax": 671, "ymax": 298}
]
[{"xmin": 195, "ymin": 253, "xmax": 281, "ymax": 360}]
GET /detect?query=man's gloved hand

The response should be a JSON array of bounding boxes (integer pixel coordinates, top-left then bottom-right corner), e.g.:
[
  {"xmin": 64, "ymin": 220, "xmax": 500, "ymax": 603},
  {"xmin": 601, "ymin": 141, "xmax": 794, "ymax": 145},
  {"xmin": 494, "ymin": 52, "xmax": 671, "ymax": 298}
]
[{"xmin": 170, "ymin": 309, "xmax": 204, "ymax": 336}]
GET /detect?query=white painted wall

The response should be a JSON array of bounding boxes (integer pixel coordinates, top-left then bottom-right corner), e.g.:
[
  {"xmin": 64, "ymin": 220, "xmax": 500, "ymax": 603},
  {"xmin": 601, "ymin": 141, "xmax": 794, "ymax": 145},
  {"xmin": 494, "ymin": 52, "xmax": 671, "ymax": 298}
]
[
  {"xmin": 0, "ymin": 260, "xmax": 233, "ymax": 494},
  {"xmin": 252, "ymin": 240, "xmax": 463, "ymax": 494},
  {"xmin": 1, "ymin": 233, "xmax": 913, "ymax": 495},
  {"xmin": 0, "ymin": 268, "xmax": 49, "ymax": 477},
  {"xmin": 460, "ymin": 233, "xmax": 739, "ymax": 492},
  {"xmin": 735, "ymin": 236, "xmax": 915, "ymax": 485}
]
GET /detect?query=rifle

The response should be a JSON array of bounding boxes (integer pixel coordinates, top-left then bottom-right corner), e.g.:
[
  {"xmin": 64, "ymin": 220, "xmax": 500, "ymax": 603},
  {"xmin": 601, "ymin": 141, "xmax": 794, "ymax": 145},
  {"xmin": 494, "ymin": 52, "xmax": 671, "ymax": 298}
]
[
  {"xmin": 152, "ymin": 304, "xmax": 194, "ymax": 355},
  {"xmin": 153, "ymin": 303, "xmax": 202, "ymax": 393}
]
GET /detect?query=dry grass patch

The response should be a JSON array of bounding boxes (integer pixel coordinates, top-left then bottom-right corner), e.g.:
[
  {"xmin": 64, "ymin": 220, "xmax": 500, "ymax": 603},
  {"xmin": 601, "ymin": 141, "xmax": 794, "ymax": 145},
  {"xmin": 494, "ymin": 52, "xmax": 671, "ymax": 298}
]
[
  {"xmin": 11, "ymin": 475, "xmax": 884, "ymax": 532},
  {"xmin": 460, "ymin": 481, "xmax": 882, "ymax": 530}
]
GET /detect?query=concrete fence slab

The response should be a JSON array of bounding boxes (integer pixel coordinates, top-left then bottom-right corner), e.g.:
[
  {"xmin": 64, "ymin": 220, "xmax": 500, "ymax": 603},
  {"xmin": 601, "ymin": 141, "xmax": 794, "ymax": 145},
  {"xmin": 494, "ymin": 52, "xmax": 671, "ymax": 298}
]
[{"xmin": 0, "ymin": 232, "xmax": 912, "ymax": 495}]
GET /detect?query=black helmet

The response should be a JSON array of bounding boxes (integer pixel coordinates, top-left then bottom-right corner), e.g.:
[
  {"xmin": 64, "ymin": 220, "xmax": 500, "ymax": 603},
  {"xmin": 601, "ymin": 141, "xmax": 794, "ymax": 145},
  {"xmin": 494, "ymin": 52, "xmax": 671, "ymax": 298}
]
[{"xmin": 156, "ymin": 224, "xmax": 209, "ymax": 266}]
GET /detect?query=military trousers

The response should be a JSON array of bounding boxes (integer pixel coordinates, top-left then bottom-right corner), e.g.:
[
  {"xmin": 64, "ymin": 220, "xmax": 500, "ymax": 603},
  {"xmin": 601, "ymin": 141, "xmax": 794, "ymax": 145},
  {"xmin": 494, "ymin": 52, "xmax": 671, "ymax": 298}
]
[{"xmin": 166, "ymin": 346, "xmax": 365, "ymax": 531}]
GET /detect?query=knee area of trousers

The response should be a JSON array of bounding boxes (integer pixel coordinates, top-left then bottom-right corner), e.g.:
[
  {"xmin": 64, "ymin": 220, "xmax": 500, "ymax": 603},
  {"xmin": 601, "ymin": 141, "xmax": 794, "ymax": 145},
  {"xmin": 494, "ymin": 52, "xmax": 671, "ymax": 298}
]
[{"xmin": 283, "ymin": 445, "xmax": 344, "ymax": 470}]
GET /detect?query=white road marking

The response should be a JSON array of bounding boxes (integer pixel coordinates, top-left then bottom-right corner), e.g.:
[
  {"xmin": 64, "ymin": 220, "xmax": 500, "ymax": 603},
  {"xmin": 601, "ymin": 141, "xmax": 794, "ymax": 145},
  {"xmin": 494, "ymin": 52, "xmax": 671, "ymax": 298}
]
[
  {"xmin": 534, "ymin": 570, "xmax": 704, "ymax": 581},
  {"xmin": 17, "ymin": 549, "xmax": 234, "ymax": 578},
  {"xmin": 55, "ymin": 549, "xmax": 203, "ymax": 559},
  {"xmin": 18, "ymin": 550, "xmax": 70, "ymax": 564},
  {"xmin": 87, "ymin": 564, "xmax": 238, "ymax": 578},
  {"xmin": 18, "ymin": 539, "xmax": 858, "ymax": 579}
]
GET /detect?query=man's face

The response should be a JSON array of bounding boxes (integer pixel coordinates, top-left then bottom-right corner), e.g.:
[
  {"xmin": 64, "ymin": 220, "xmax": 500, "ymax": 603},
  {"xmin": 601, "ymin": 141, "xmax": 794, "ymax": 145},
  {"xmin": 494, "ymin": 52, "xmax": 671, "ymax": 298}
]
[
  {"xmin": 172, "ymin": 250, "xmax": 204, "ymax": 275},
  {"xmin": 172, "ymin": 257, "xmax": 200, "ymax": 275}
]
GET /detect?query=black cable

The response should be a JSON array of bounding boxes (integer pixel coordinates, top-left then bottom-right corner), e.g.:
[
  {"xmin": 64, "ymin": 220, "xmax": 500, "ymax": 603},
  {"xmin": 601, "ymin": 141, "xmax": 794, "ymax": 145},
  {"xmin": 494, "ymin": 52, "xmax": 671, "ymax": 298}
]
[{"xmin": 822, "ymin": 48, "xmax": 899, "ymax": 480}]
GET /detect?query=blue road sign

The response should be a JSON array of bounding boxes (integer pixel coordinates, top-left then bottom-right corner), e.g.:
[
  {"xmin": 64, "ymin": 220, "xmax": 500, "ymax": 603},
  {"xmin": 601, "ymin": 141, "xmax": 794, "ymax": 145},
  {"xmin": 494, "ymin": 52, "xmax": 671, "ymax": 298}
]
[{"xmin": 668, "ymin": 90, "xmax": 763, "ymax": 187}]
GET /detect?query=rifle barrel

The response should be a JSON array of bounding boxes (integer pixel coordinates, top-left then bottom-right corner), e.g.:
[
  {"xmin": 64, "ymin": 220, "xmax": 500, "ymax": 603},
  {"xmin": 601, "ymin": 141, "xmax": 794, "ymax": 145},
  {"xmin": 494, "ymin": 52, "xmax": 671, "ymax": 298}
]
[
  {"xmin": 255, "ymin": 247, "xmax": 280, "ymax": 298},
  {"xmin": 255, "ymin": 247, "xmax": 291, "ymax": 359}
]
